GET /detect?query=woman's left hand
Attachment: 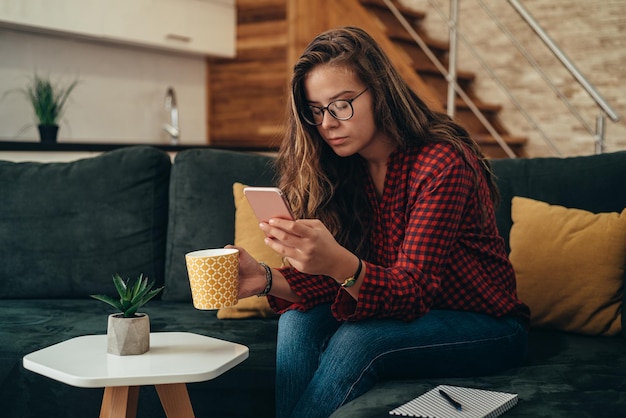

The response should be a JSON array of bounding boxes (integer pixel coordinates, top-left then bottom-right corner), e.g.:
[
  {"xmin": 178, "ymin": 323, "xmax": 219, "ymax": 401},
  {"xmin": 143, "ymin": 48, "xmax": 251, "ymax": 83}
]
[
  {"xmin": 259, "ymin": 218, "xmax": 354, "ymax": 279},
  {"xmin": 225, "ymin": 245, "xmax": 267, "ymax": 299}
]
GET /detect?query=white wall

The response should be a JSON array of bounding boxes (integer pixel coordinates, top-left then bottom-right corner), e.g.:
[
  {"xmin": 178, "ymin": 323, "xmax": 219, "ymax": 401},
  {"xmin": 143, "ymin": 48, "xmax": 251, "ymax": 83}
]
[{"xmin": 0, "ymin": 28, "xmax": 207, "ymax": 146}]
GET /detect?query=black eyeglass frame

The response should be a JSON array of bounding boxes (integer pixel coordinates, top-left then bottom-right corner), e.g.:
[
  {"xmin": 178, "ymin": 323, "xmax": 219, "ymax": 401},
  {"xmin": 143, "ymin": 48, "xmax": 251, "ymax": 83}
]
[{"xmin": 301, "ymin": 87, "xmax": 369, "ymax": 126}]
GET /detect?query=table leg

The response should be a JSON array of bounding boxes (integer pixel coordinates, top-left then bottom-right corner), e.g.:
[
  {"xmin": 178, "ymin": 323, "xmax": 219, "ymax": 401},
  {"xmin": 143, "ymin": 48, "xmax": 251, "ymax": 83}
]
[
  {"xmin": 99, "ymin": 386, "xmax": 140, "ymax": 418},
  {"xmin": 155, "ymin": 383, "xmax": 195, "ymax": 418}
]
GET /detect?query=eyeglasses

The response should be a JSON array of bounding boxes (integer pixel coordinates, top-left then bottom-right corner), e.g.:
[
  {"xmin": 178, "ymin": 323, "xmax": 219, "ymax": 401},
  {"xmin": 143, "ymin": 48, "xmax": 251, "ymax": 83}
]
[{"xmin": 301, "ymin": 88, "xmax": 368, "ymax": 126}]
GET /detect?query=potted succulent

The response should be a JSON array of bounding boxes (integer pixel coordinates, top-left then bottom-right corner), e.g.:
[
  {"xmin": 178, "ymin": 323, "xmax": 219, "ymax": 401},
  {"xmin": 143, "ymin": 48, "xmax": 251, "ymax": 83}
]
[
  {"xmin": 20, "ymin": 73, "xmax": 78, "ymax": 143},
  {"xmin": 90, "ymin": 274, "xmax": 163, "ymax": 356}
]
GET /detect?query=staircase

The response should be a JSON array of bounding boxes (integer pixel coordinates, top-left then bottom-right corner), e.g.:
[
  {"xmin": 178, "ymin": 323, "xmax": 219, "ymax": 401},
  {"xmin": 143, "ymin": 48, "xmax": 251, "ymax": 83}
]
[
  {"xmin": 359, "ymin": 0, "xmax": 526, "ymax": 157},
  {"xmin": 206, "ymin": 0, "xmax": 527, "ymax": 158}
]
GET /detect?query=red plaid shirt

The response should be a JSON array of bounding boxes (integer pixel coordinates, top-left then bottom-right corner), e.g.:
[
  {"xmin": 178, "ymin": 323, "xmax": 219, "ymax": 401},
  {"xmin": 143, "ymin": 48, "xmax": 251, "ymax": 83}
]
[{"xmin": 269, "ymin": 142, "xmax": 530, "ymax": 323}]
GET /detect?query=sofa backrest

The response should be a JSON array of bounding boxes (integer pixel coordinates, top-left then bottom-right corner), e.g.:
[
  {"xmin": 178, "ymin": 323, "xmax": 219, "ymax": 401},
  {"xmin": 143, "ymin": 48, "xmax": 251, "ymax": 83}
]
[
  {"xmin": 7, "ymin": 145, "xmax": 619, "ymax": 304},
  {"xmin": 162, "ymin": 148, "xmax": 626, "ymax": 302},
  {"xmin": 0, "ymin": 146, "xmax": 171, "ymax": 299},
  {"xmin": 163, "ymin": 148, "xmax": 276, "ymax": 302},
  {"xmin": 491, "ymin": 150, "xmax": 626, "ymax": 252}
]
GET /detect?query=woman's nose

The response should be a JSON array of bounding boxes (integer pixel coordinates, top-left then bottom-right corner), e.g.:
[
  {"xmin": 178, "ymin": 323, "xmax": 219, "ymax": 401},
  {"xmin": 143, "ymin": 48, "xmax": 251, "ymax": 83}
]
[{"xmin": 320, "ymin": 110, "xmax": 339, "ymax": 129}]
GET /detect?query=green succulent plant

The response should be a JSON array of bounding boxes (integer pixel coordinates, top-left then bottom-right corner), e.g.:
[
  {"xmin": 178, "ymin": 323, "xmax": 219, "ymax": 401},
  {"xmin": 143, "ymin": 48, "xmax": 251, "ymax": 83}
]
[
  {"xmin": 21, "ymin": 73, "xmax": 78, "ymax": 126},
  {"xmin": 90, "ymin": 274, "xmax": 163, "ymax": 318}
]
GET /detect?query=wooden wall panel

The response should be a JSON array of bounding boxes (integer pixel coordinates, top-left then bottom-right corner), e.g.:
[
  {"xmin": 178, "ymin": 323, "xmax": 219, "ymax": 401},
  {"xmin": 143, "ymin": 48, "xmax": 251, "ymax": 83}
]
[{"xmin": 207, "ymin": 0, "xmax": 287, "ymax": 147}]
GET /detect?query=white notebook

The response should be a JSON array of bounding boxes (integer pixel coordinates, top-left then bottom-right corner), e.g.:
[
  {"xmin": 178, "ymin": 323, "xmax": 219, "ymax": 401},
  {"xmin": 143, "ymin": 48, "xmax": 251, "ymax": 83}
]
[{"xmin": 389, "ymin": 385, "xmax": 518, "ymax": 418}]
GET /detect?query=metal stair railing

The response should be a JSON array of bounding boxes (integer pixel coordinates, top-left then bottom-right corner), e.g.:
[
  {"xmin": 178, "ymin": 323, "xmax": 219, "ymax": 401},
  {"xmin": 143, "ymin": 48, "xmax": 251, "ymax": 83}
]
[
  {"xmin": 383, "ymin": 0, "xmax": 621, "ymax": 155},
  {"xmin": 430, "ymin": 0, "xmax": 562, "ymax": 156},
  {"xmin": 507, "ymin": 0, "xmax": 620, "ymax": 154},
  {"xmin": 383, "ymin": 0, "xmax": 518, "ymax": 158}
]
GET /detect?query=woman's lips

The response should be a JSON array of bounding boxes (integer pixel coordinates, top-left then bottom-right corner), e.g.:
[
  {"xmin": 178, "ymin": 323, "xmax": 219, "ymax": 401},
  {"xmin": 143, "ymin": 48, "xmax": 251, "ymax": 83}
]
[{"xmin": 327, "ymin": 136, "xmax": 347, "ymax": 145}]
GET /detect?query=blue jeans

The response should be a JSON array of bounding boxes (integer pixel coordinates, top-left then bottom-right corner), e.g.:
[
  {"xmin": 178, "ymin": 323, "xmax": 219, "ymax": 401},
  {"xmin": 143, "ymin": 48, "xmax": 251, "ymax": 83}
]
[{"xmin": 275, "ymin": 304, "xmax": 528, "ymax": 418}]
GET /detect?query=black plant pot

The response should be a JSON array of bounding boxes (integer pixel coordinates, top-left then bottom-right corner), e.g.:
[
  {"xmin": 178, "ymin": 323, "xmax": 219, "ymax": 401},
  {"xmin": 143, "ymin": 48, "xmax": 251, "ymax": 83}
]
[{"xmin": 38, "ymin": 124, "xmax": 59, "ymax": 143}]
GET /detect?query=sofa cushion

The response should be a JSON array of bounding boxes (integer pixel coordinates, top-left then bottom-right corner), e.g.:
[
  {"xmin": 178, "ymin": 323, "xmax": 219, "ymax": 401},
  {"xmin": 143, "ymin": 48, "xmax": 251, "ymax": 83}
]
[
  {"xmin": 510, "ymin": 197, "xmax": 625, "ymax": 336},
  {"xmin": 0, "ymin": 146, "xmax": 171, "ymax": 299},
  {"xmin": 164, "ymin": 149, "xmax": 276, "ymax": 302},
  {"xmin": 217, "ymin": 183, "xmax": 281, "ymax": 319},
  {"xmin": 491, "ymin": 150, "xmax": 626, "ymax": 335}
]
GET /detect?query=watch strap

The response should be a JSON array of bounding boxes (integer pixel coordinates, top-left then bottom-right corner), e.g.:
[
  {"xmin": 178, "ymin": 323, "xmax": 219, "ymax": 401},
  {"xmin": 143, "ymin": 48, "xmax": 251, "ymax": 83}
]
[{"xmin": 340, "ymin": 258, "xmax": 362, "ymax": 288}]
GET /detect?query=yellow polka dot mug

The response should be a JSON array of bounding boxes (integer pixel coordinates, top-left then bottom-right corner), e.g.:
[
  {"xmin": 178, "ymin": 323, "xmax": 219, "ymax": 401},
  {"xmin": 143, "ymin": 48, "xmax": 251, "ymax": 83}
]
[{"xmin": 185, "ymin": 248, "xmax": 239, "ymax": 310}]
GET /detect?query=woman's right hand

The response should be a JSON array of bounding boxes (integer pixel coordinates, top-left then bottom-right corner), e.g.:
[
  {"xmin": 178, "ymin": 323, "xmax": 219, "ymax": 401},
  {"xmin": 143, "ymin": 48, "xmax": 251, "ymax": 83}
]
[{"xmin": 259, "ymin": 218, "xmax": 358, "ymax": 283}]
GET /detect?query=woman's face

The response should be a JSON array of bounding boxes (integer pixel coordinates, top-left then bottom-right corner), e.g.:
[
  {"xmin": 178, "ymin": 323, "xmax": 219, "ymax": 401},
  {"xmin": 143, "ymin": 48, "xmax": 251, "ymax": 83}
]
[{"xmin": 303, "ymin": 64, "xmax": 388, "ymax": 159}]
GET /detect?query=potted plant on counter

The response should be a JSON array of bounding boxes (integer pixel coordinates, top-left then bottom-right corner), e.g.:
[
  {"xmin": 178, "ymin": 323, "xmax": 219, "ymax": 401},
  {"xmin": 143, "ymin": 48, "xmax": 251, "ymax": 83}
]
[
  {"xmin": 90, "ymin": 274, "xmax": 163, "ymax": 356},
  {"xmin": 21, "ymin": 73, "xmax": 78, "ymax": 143}
]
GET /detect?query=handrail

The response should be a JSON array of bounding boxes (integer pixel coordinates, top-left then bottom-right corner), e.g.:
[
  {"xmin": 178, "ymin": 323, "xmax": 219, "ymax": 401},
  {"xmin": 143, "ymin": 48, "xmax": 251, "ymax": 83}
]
[
  {"xmin": 446, "ymin": 0, "xmax": 459, "ymax": 118},
  {"xmin": 508, "ymin": 0, "xmax": 620, "ymax": 123}
]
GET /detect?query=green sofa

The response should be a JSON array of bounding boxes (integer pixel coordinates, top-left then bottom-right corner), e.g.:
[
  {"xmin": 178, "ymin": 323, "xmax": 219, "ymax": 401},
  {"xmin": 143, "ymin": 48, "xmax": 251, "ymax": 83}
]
[{"xmin": 1, "ymin": 146, "xmax": 624, "ymax": 418}]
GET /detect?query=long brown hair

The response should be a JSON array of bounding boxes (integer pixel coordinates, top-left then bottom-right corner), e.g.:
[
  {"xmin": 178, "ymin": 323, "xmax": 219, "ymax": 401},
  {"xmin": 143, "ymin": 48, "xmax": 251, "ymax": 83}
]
[{"xmin": 276, "ymin": 26, "xmax": 499, "ymax": 258}]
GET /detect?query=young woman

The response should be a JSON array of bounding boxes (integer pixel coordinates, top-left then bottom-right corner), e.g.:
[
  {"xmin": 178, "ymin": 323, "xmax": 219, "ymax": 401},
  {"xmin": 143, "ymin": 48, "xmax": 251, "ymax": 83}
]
[{"xmin": 233, "ymin": 26, "xmax": 529, "ymax": 418}]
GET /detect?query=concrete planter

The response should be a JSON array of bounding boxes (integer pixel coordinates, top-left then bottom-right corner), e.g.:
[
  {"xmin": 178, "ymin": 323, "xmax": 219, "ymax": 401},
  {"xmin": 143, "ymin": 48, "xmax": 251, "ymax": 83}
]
[{"xmin": 107, "ymin": 313, "xmax": 150, "ymax": 356}]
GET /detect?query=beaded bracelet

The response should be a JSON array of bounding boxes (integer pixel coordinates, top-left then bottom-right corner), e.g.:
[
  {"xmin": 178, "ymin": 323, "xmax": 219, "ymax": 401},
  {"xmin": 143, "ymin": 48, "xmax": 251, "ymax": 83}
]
[{"xmin": 257, "ymin": 262, "xmax": 273, "ymax": 297}]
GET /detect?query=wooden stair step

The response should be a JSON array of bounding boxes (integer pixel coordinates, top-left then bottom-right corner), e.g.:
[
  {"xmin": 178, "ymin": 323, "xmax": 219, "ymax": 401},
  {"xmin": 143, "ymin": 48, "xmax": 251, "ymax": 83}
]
[
  {"xmin": 473, "ymin": 134, "xmax": 528, "ymax": 158},
  {"xmin": 390, "ymin": 33, "xmax": 449, "ymax": 53},
  {"xmin": 361, "ymin": 0, "xmax": 428, "ymax": 40},
  {"xmin": 417, "ymin": 66, "xmax": 475, "ymax": 82},
  {"xmin": 455, "ymin": 98, "xmax": 502, "ymax": 114},
  {"xmin": 391, "ymin": 37, "xmax": 445, "ymax": 71},
  {"xmin": 359, "ymin": 0, "xmax": 426, "ymax": 21},
  {"xmin": 453, "ymin": 108, "xmax": 507, "ymax": 136},
  {"xmin": 473, "ymin": 134, "xmax": 527, "ymax": 146},
  {"xmin": 418, "ymin": 70, "xmax": 477, "ymax": 104}
]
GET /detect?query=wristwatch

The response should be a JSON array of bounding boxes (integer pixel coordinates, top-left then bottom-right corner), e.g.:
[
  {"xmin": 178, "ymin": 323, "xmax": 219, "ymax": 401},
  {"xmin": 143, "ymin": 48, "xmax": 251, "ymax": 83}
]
[{"xmin": 340, "ymin": 258, "xmax": 362, "ymax": 288}]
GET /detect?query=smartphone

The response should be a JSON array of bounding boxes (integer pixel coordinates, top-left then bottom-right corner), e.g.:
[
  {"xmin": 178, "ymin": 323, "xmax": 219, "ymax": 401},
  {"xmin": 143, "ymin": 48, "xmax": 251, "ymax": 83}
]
[{"xmin": 243, "ymin": 187, "xmax": 295, "ymax": 223}]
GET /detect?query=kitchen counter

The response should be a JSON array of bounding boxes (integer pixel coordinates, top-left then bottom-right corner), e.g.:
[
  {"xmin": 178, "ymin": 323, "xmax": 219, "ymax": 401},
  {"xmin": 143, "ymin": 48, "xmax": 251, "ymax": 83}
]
[
  {"xmin": 0, "ymin": 141, "xmax": 277, "ymax": 162},
  {"xmin": 0, "ymin": 140, "xmax": 275, "ymax": 153}
]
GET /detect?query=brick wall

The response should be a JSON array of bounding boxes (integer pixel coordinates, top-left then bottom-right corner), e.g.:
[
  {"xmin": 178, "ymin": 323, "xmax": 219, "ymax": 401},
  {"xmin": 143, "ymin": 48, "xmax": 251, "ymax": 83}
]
[{"xmin": 401, "ymin": 0, "xmax": 626, "ymax": 157}]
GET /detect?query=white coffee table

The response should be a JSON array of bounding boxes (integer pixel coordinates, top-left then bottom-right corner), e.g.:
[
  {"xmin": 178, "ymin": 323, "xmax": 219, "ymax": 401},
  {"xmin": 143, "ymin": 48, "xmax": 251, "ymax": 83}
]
[{"xmin": 23, "ymin": 332, "xmax": 249, "ymax": 418}]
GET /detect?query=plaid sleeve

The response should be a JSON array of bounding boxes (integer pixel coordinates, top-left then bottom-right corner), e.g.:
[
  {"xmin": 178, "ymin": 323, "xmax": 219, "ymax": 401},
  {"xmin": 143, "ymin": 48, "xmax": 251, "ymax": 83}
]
[{"xmin": 267, "ymin": 267, "xmax": 339, "ymax": 313}]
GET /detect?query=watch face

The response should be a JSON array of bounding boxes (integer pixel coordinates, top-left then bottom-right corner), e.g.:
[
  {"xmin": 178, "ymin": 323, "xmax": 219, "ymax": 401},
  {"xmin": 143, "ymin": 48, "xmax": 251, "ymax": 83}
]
[
  {"xmin": 341, "ymin": 259, "xmax": 362, "ymax": 288},
  {"xmin": 341, "ymin": 277, "xmax": 357, "ymax": 288}
]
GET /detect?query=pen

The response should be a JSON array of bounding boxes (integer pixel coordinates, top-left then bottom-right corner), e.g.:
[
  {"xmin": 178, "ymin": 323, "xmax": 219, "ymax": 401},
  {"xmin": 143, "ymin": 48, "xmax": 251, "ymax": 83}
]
[{"xmin": 439, "ymin": 389, "xmax": 463, "ymax": 411}]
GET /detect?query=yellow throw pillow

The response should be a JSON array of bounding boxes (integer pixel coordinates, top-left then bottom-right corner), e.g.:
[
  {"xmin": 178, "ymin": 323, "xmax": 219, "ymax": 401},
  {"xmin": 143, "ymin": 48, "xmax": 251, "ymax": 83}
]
[
  {"xmin": 509, "ymin": 196, "xmax": 626, "ymax": 336},
  {"xmin": 217, "ymin": 183, "xmax": 282, "ymax": 319}
]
